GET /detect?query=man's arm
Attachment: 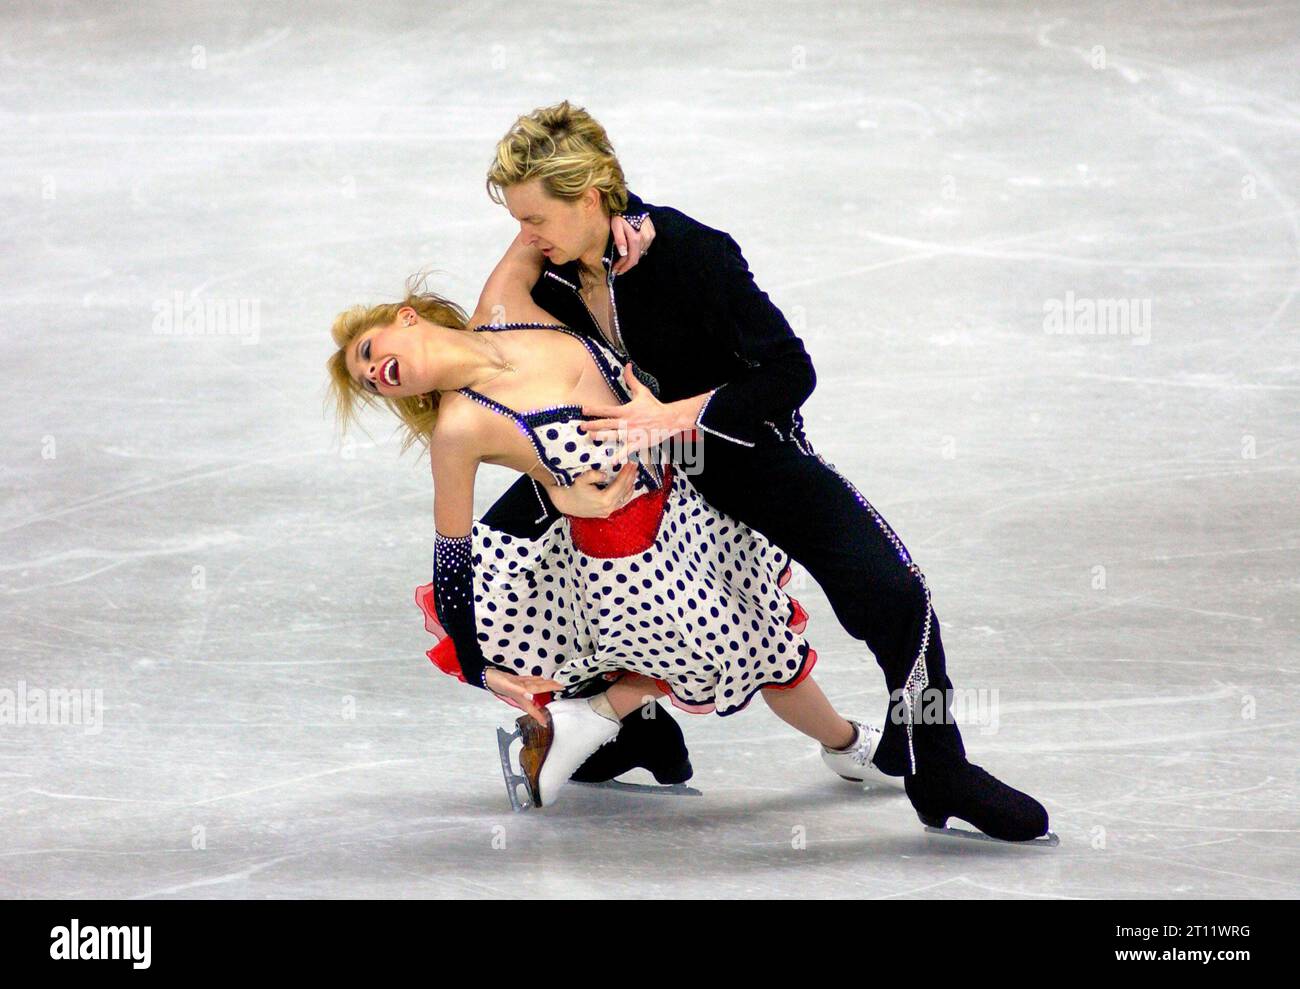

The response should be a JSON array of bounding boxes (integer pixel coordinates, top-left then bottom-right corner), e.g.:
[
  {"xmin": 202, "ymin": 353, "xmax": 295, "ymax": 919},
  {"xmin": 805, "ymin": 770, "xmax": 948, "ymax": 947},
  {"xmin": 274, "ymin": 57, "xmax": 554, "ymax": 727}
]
[
  {"xmin": 690, "ymin": 231, "xmax": 816, "ymax": 448},
  {"xmin": 620, "ymin": 192, "xmax": 815, "ymax": 447},
  {"xmin": 582, "ymin": 223, "xmax": 816, "ymax": 452}
]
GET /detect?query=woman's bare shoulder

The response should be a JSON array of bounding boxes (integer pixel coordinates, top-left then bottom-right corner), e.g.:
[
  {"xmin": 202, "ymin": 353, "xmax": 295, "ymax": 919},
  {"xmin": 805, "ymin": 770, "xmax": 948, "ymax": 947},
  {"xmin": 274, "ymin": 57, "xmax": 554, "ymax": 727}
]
[
  {"xmin": 430, "ymin": 392, "xmax": 491, "ymax": 458},
  {"xmin": 466, "ymin": 298, "xmax": 563, "ymax": 331}
]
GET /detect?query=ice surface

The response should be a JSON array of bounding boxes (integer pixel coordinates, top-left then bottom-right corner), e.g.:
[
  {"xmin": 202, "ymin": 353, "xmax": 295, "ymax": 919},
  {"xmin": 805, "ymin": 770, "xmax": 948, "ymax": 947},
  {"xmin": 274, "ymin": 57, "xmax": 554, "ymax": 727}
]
[{"xmin": 1, "ymin": 1, "xmax": 1297, "ymax": 898}]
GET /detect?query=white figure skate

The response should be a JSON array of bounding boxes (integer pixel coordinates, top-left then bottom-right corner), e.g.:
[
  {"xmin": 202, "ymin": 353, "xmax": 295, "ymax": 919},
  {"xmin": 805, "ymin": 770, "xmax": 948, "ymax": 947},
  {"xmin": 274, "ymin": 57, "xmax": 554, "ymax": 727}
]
[
  {"xmin": 496, "ymin": 697, "xmax": 620, "ymax": 811},
  {"xmin": 820, "ymin": 719, "xmax": 906, "ymax": 791}
]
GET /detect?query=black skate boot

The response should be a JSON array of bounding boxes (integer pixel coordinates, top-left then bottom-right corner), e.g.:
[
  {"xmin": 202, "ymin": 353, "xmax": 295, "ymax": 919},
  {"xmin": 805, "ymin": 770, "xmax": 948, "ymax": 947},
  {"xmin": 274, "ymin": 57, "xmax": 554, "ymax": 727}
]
[
  {"xmin": 905, "ymin": 761, "xmax": 1057, "ymax": 845},
  {"xmin": 570, "ymin": 701, "xmax": 693, "ymax": 785}
]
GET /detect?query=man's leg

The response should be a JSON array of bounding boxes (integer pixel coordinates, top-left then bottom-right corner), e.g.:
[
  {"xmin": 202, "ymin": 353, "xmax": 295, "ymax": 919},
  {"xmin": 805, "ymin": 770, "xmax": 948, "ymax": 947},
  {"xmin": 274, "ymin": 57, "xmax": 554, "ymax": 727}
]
[
  {"xmin": 480, "ymin": 473, "xmax": 562, "ymax": 537},
  {"xmin": 690, "ymin": 435, "xmax": 1051, "ymax": 840},
  {"xmin": 760, "ymin": 676, "xmax": 856, "ymax": 749},
  {"xmin": 689, "ymin": 436, "xmax": 965, "ymax": 777}
]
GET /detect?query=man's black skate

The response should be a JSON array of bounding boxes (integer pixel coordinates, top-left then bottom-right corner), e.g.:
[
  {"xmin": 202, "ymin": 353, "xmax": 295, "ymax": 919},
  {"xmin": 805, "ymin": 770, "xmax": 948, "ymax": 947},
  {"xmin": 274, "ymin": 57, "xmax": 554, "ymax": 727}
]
[
  {"xmin": 905, "ymin": 761, "xmax": 1057, "ymax": 846},
  {"xmin": 569, "ymin": 701, "xmax": 693, "ymax": 785}
]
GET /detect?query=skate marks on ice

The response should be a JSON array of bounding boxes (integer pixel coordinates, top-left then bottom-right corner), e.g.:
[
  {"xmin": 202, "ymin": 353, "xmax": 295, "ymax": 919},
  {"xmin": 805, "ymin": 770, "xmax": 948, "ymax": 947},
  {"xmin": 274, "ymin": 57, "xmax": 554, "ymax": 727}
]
[{"xmin": 3, "ymin": 0, "xmax": 1299, "ymax": 898}]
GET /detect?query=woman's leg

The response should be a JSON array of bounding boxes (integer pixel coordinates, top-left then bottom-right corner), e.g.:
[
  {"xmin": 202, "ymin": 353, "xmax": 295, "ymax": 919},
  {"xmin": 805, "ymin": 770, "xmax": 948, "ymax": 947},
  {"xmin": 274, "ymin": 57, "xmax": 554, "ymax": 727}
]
[
  {"xmin": 600, "ymin": 671, "xmax": 853, "ymax": 749},
  {"xmin": 761, "ymin": 676, "xmax": 855, "ymax": 749},
  {"xmin": 602, "ymin": 673, "xmax": 666, "ymax": 718}
]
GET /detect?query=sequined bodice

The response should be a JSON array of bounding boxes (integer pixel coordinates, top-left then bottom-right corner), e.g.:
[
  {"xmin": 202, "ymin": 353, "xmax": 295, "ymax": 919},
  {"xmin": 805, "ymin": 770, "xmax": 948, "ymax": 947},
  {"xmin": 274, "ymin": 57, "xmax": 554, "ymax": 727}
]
[{"xmin": 457, "ymin": 323, "xmax": 664, "ymax": 493}]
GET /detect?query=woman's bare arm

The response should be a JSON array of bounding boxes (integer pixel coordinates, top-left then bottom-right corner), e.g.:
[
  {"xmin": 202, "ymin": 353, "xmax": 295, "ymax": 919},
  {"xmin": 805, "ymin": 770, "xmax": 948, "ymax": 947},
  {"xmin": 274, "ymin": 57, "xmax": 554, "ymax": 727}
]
[
  {"xmin": 428, "ymin": 405, "xmax": 563, "ymax": 714},
  {"xmin": 469, "ymin": 233, "xmax": 553, "ymax": 328},
  {"xmin": 427, "ymin": 410, "xmax": 487, "ymax": 687},
  {"xmin": 470, "ymin": 216, "xmax": 657, "ymax": 328},
  {"xmin": 430, "ymin": 410, "xmax": 482, "ymax": 537}
]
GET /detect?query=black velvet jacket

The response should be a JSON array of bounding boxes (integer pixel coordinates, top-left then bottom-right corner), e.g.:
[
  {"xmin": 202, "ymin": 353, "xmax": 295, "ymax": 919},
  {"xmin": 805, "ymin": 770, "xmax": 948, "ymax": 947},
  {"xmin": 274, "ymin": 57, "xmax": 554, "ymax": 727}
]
[
  {"xmin": 531, "ymin": 190, "xmax": 816, "ymax": 448},
  {"xmin": 449, "ymin": 191, "xmax": 818, "ymax": 689}
]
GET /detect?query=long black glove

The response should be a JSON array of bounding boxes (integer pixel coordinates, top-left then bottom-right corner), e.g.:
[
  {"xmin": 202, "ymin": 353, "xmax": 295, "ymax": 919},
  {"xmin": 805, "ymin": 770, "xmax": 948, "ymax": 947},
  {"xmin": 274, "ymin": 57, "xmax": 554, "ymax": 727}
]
[{"xmin": 432, "ymin": 532, "xmax": 489, "ymax": 689}]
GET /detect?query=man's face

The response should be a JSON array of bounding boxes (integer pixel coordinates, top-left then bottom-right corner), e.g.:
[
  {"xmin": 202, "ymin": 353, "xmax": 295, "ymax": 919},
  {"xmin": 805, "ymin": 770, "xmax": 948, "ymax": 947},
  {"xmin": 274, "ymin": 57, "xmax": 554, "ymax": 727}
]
[{"xmin": 502, "ymin": 179, "xmax": 603, "ymax": 265}]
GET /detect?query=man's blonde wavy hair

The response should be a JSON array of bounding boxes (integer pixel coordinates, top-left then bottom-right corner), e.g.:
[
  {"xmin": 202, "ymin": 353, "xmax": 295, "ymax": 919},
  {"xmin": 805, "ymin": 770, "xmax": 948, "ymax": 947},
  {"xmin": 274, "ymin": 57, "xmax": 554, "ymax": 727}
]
[
  {"xmin": 323, "ymin": 273, "xmax": 469, "ymax": 455},
  {"xmin": 486, "ymin": 101, "xmax": 628, "ymax": 214}
]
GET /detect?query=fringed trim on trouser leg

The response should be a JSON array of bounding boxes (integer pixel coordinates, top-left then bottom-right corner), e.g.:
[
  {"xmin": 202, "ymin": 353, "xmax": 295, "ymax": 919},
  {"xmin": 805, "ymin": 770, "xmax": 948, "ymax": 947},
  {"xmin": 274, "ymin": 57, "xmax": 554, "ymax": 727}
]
[
  {"xmin": 901, "ymin": 565, "xmax": 934, "ymax": 775},
  {"xmin": 813, "ymin": 453, "xmax": 935, "ymax": 775}
]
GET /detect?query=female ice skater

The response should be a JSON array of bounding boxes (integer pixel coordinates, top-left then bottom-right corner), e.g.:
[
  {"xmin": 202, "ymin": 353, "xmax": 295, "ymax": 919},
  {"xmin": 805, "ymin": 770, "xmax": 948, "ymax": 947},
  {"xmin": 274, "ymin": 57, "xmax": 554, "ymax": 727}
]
[{"xmin": 326, "ymin": 242, "xmax": 903, "ymax": 813}]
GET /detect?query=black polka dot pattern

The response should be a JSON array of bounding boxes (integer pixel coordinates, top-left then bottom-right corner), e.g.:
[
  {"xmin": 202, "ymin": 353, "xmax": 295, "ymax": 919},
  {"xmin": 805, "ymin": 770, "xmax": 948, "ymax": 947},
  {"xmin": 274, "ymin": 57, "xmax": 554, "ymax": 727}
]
[
  {"xmin": 470, "ymin": 468, "xmax": 812, "ymax": 716},
  {"xmin": 455, "ymin": 328, "xmax": 810, "ymax": 714}
]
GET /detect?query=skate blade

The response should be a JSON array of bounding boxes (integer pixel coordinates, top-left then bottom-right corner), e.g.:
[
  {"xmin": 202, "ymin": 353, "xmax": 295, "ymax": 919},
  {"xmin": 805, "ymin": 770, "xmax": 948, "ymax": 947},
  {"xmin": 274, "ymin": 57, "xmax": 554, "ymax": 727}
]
[
  {"xmin": 924, "ymin": 825, "xmax": 1060, "ymax": 848},
  {"xmin": 839, "ymin": 772, "xmax": 907, "ymax": 792},
  {"xmin": 571, "ymin": 779, "xmax": 703, "ymax": 797},
  {"xmin": 496, "ymin": 726, "xmax": 535, "ymax": 813}
]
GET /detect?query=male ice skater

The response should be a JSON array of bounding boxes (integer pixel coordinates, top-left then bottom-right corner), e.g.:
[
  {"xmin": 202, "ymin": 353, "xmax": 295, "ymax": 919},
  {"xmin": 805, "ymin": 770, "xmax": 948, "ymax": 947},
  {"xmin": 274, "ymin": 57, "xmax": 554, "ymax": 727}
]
[{"xmin": 473, "ymin": 101, "xmax": 1052, "ymax": 842}]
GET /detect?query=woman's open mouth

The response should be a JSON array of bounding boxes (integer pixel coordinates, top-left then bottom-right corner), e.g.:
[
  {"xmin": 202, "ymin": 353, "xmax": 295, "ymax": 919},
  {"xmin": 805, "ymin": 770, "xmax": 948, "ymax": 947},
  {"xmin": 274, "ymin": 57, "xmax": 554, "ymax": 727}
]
[{"xmin": 381, "ymin": 357, "xmax": 400, "ymax": 387}]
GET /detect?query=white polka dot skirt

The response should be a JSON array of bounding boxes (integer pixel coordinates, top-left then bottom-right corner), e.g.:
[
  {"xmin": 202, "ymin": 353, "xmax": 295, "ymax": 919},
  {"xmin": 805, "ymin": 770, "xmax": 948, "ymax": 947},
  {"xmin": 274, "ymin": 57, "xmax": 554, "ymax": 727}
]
[{"xmin": 471, "ymin": 468, "xmax": 816, "ymax": 716}]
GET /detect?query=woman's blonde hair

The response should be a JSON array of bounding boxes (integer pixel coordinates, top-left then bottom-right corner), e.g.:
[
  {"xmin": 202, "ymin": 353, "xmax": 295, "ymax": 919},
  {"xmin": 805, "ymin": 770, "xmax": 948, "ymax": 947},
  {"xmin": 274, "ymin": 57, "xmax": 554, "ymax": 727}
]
[
  {"xmin": 324, "ymin": 273, "xmax": 469, "ymax": 455},
  {"xmin": 486, "ymin": 100, "xmax": 628, "ymax": 214}
]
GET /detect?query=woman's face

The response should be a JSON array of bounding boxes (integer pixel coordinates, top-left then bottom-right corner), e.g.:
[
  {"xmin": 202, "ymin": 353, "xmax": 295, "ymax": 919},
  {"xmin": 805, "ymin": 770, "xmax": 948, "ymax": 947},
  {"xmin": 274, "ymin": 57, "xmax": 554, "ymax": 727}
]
[{"xmin": 345, "ymin": 307, "xmax": 434, "ymax": 400}]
